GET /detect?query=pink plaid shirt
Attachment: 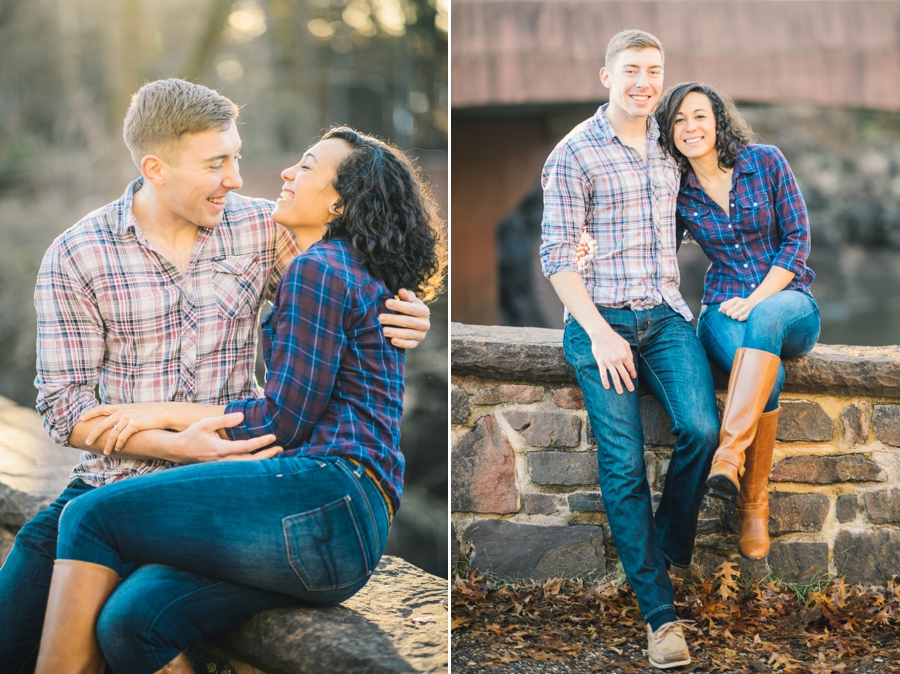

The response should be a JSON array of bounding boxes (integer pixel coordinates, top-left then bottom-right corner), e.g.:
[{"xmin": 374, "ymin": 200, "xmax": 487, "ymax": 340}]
[
  {"xmin": 539, "ymin": 105, "xmax": 692, "ymax": 321},
  {"xmin": 34, "ymin": 179, "xmax": 299, "ymax": 486}
]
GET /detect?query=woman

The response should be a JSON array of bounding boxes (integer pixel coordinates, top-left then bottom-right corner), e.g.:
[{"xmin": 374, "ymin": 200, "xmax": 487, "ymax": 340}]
[
  {"xmin": 654, "ymin": 83, "xmax": 820, "ymax": 561},
  {"xmin": 35, "ymin": 127, "xmax": 445, "ymax": 674}
]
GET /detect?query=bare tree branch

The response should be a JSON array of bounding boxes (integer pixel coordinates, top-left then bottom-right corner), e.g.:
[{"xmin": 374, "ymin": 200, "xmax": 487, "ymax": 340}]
[{"xmin": 180, "ymin": 0, "xmax": 233, "ymax": 82}]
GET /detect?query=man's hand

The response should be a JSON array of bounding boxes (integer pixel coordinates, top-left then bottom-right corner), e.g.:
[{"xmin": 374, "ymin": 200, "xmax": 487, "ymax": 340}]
[
  {"xmin": 590, "ymin": 326, "xmax": 637, "ymax": 394},
  {"xmin": 719, "ymin": 297, "xmax": 755, "ymax": 322},
  {"xmin": 378, "ymin": 288, "xmax": 431, "ymax": 349},
  {"xmin": 172, "ymin": 414, "xmax": 283, "ymax": 462}
]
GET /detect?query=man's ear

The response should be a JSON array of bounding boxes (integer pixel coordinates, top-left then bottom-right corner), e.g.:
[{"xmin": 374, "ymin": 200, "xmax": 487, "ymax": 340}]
[
  {"xmin": 141, "ymin": 155, "xmax": 166, "ymax": 186},
  {"xmin": 599, "ymin": 67, "xmax": 611, "ymax": 90}
]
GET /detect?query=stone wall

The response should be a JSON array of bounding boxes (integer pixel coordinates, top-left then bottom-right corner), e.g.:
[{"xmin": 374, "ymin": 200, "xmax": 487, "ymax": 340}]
[{"xmin": 451, "ymin": 323, "xmax": 900, "ymax": 585}]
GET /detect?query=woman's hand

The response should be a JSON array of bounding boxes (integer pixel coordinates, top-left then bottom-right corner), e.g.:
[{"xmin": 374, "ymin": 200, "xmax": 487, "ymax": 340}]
[
  {"xmin": 719, "ymin": 297, "xmax": 756, "ymax": 322},
  {"xmin": 378, "ymin": 288, "xmax": 431, "ymax": 349},
  {"xmin": 81, "ymin": 403, "xmax": 177, "ymax": 455}
]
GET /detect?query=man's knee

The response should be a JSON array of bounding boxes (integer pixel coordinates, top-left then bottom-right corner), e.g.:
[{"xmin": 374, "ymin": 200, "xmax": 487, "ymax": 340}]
[
  {"xmin": 7, "ymin": 511, "xmax": 60, "ymax": 559},
  {"xmin": 679, "ymin": 412, "xmax": 719, "ymax": 454}
]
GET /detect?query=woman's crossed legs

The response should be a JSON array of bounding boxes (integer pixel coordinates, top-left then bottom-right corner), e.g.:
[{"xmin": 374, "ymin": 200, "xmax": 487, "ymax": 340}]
[
  {"xmin": 697, "ymin": 290, "xmax": 820, "ymax": 410},
  {"xmin": 55, "ymin": 455, "xmax": 390, "ymax": 673}
]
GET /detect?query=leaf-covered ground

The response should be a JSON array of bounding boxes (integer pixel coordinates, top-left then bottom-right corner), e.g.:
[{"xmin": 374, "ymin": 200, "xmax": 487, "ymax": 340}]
[{"xmin": 451, "ymin": 563, "xmax": 900, "ymax": 673}]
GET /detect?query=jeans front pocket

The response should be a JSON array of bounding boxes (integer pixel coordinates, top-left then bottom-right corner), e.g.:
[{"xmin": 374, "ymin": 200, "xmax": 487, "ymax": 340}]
[{"xmin": 282, "ymin": 496, "xmax": 372, "ymax": 591}]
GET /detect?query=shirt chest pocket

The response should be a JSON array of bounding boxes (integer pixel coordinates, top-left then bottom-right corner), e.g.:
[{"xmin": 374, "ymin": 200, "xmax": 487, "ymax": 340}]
[
  {"xmin": 736, "ymin": 192, "xmax": 773, "ymax": 238},
  {"xmin": 678, "ymin": 205, "xmax": 722, "ymax": 246},
  {"xmin": 212, "ymin": 255, "xmax": 263, "ymax": 320}
]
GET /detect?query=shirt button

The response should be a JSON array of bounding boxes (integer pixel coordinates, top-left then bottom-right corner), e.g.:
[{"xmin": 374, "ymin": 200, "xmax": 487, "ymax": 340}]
[
  {"xmin": 734, "ymin": 244, "xmax": 739, "ymax": 248},
  {"xmin": 731, "ymin": 203, "xmax": 734, "ymax": 208},
  {"xmin": 693, "ymin": 212, "xmax": 698, "ymax": 217},
  {"xmin": 729, "ymin": 225, "xmax": 733, "ymax": 229},
  {"xmin": 751, "ymin": 284, "xmax": 756, "ymax": 288},
  {"xmin": 743, "ymin": 263, "xmax": 749, "ymax": 268},
  {"xmin": 753, "ymin": 202, "xmax": 758, "ymax": 207}
]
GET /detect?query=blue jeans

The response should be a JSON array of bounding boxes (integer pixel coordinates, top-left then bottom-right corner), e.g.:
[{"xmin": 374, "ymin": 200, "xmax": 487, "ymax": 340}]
[
  {"xmin": 563, "ymin": 305, "xmax": 719, "ymax": 625},
  {"xmin": 0, "ymin": 480, "xmax": 98, "ymax": 674},
  {"xmin": 697, "ymin": 291, "xmax": 820, "ymax": 411},
  {"xmin": 53, "ymin": 455, "xmax": 390, "ymax": 674}
]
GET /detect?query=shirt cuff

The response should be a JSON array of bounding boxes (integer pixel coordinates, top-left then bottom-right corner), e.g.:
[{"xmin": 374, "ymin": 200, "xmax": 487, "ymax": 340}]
[
  {"xmin": 542, "ymin": 260, "xmax": 581, "ymax": 277},
  {"xmin": 770, "ymin": 252, "xmax": 805, "ymax": 276},
  {"xmin": 223, "ymin": 399, "xmax": 254, "ymax": 441},
  {"xmin": 45, "ymin": 391, "xmax": 99, "ymax": 447}
]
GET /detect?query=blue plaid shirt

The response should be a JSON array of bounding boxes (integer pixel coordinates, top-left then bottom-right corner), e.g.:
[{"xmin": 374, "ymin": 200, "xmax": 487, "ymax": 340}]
[
  {"xmin": 224, "ymin": 238, "xmax": 405, "ymax": 511},
  {"xmin": 676, "ymin": 144, "xmax": 815, "ymax": 305}
]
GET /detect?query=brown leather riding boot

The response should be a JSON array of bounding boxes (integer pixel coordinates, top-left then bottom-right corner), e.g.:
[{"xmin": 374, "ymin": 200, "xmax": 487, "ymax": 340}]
[
  {"xmin": 155, "ymin": 652, "xmax": 196, "ymax": 673},
  {"xmin": 707, "ymin": 348, "xmax": 781, "ymax": 503},
  {"xmin": 35, "ymin": 559, "xmax": 121, "ymax": 674},
  {"xmin": 737, "ymin": 408, "xmax": 779, "ymax": 559}
]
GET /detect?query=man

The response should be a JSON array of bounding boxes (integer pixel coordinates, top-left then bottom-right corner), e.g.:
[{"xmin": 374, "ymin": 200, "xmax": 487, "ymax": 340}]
[
  {"xmin": 540, "ymin": 30, "xmax": 720, "ymax": 669},
  {"xmin": 0, "ymin": 78, "xmax": 431, "ymax": 673}
]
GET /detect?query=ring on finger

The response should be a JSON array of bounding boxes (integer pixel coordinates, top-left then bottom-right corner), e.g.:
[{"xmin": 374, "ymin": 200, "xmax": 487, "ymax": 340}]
[{"xmin": 113, "ymin": 424, "xmax": 119, "ymax": 430}]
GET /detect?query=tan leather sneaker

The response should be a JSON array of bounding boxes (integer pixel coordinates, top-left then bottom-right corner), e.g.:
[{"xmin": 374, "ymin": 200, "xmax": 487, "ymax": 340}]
[{"xmin": 645, "ymin": 620, "xmax": 692, "ymax": 669}]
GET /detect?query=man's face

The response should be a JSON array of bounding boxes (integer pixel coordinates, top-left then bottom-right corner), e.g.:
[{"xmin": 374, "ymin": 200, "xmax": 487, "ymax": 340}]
[
  {"xmin": 155, "ymin": 120, "xmax": 243, "ymax": 229},
  {"xmin": 600, "ymin": 48, "xmax": 664, "ymax": 121}
]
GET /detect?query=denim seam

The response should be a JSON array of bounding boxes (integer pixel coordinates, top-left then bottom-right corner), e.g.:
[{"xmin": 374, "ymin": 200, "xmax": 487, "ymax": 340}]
[
  {"xmin": 84, "ymin": 459, "xmax": 330, "ymax": 500},
  {"xmin": 698, "ymin": 311, "xmax": 736, "ymax": 366},
  {"xmin": 282, "ymin": 495, "xmax": 372, "ymax": 586},
  {"xmin": 12, "ymin": 646, "xmax": 39, "ymax": 674},
  {"xmin": 643, "ymin": 603, "xmax": 677, "ymax": 622},
  {"xmin": 638, "ymin": 356, "xmax": 687, "ymax": 566},
  {"xmin": 770, "ymin": 301, "xmax": 820, "ymax": 357},
  {"xmin": 639, "ymin": 359, "xmax": 681, "ymax": 449},
  {"xmin": 662, "ymin": 553, "xmax": 690, "ymax": 570},
  {"xmin": 335, "ymin": 458, "xmax": 384, "ymax": 561}
]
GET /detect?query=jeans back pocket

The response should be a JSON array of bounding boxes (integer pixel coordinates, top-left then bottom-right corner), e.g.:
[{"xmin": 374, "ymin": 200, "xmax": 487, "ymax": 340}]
[{"xmin": 282, "ymin": 496, "xmax": 372, "ymax": 591}]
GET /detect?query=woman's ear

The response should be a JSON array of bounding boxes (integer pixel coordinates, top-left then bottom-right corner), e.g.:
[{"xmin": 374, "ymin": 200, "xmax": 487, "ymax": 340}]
[{"xmin": 329, "ymin": 200, "xmax": 344, "ymax": 217}]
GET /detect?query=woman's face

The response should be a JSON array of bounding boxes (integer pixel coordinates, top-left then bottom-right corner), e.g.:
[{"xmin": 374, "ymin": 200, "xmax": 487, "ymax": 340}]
[
  {"xmin": 672, "ymin": 91, "xmax": 718, "ymax": 165},
  {"xmin": 273, "ymin": 138, "xmax": 352, "ymax": 230}
]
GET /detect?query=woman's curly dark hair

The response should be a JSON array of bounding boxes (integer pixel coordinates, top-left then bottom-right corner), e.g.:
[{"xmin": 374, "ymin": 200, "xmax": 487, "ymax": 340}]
[
  {"xmin": 655, "ymin": 82, "xmax": 757, "ymax": 173},
  {"xmin": 319, "ymin": 126, "xmax": 446, "ymax": 302}
]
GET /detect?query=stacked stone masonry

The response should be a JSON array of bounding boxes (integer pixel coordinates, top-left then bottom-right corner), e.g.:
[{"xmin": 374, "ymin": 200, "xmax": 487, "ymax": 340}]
[{"xmin": 451, "ymin": 323, "xmax": 900, "ymax": 586}]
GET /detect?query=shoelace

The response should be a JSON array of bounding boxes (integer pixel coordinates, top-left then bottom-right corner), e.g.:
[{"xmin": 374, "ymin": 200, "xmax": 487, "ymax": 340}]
[{"xmin": 653, "ymin": 619, "xmax": 698, "ymax": 641}]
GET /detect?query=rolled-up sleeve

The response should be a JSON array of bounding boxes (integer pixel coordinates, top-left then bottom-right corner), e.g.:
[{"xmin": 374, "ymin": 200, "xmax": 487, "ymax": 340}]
[
  {"xmin": 34, "ymin": 245, "xmax": 102, "ymax": 446},
  {"xmin": 539, "ymin": 143, "xmax": 588, "ymax": 278},
  {"xmin": 769, "ymin": 147, "xmax": 811, "ymax": 275},
  {"xmin": 225, "ymin": 254, "xmax": 347, "ymax": 447}
]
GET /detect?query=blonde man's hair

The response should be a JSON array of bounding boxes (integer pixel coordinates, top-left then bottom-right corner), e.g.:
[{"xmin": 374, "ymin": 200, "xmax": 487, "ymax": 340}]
[
  {"xmin": 605, "ymin": 29, "xmax": 664, "ymax": 69},
  {"xmin": 123, "ymin": 78, "xmax": 239, "ymax": 168}
]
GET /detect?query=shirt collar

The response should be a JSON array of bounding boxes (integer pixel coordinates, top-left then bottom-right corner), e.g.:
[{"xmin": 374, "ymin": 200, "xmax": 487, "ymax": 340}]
[
  {"xmin": 591, "ymin": 103, "xmax": 661, "ymax": 146},
  {"xmin": 682, "ymin": 145, "xmax": 755, "ymax": 191},
  {"xmin": 112, "ymin": 177, "xmax": 143, "ymax": 237},
  {"xmin": 732, "ymin": 145, "xmax": 756, "ymax": 176}
]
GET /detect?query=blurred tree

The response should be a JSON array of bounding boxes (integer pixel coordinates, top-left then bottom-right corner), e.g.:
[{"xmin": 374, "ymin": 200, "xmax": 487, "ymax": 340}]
[
  {"xmin": 182, "ymin": 0, "xmax": 234, "ymax": 82},
  {"xmin": 0, "ymin": 0, "xmax": 448, "ymax": 576}
]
